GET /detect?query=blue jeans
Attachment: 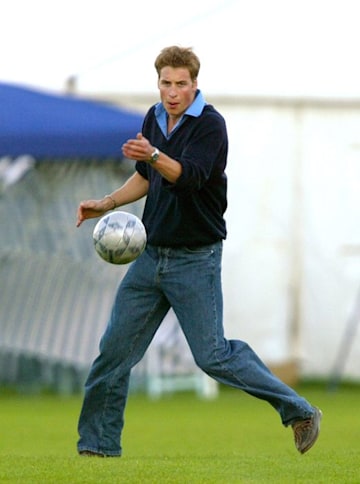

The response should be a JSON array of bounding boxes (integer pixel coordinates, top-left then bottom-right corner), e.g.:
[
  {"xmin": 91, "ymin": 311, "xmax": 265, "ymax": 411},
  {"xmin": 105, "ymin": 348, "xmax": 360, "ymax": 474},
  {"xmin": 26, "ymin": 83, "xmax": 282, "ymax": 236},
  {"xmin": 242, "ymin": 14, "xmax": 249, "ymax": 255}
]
[{"xmin": 77, "ymin": 242, "xmax": 314, "ymax": 456}]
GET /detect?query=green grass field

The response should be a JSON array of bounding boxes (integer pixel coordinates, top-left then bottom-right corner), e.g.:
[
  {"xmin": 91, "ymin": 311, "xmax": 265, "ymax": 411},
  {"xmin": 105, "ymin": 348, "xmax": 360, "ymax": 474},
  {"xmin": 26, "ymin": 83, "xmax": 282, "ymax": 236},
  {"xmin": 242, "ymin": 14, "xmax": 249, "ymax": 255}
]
[{"xmin": 0, "ymin": 383, "xmax": 358, "ymax": 483}]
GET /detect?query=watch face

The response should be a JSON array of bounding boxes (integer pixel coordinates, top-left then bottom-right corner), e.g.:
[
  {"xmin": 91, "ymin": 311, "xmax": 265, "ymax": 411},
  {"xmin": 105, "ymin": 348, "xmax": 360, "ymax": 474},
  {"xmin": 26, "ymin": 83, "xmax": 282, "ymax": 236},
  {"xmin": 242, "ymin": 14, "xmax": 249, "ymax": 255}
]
[{"xmin": 151, "ymin": 149, "xmax": 159, "ymax": 162}]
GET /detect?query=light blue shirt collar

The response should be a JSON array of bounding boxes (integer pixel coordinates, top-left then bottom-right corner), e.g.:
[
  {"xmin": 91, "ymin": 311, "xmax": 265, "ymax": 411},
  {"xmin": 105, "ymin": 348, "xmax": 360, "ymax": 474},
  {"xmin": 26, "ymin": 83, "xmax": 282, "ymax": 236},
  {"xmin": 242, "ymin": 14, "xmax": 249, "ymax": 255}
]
[{"xmin": 155, "ymin": 90, "xmax": 206, "ymax": 139}]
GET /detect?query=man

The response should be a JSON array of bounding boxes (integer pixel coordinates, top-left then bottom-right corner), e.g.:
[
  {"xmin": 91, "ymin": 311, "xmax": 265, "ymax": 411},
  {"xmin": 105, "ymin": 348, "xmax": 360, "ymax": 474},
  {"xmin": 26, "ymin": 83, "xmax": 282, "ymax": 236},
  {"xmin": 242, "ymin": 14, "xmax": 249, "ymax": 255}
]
[{"xmin": 76, "ymin": 46, "xmax": 321, "ymax": 457}]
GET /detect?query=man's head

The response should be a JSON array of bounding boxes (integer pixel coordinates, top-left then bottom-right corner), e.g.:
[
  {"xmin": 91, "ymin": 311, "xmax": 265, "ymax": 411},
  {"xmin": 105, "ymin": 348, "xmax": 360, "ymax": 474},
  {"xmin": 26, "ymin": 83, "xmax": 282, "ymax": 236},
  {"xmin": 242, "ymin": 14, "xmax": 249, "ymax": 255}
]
[
  {"xmin": 154, "ymin": 46, "xmax": 200, "ymax": 82},
  {"xmin": 155, "ymin": 46, "xmax": 200, "ymax": 121}
]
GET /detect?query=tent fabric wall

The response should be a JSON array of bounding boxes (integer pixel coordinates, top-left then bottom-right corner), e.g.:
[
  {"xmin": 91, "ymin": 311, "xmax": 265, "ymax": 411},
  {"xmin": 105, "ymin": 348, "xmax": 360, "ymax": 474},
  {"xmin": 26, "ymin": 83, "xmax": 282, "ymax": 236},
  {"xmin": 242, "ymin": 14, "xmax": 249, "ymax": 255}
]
[
  {"xmin": 0, "ymin": 161, "xmax": 130, "ymax": 392},
  {"xmin": 216, "ymin": 99, "xmax": 360, "ymax": 381}
]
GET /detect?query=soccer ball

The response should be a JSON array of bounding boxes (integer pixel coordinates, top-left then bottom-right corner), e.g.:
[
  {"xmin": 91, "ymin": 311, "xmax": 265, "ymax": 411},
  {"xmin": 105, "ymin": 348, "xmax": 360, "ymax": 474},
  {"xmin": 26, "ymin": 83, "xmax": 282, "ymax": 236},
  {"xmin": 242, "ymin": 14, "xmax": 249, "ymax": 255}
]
[{"xmin": 93, "ymin": 211, "xmax": 147, "ymax": 264}]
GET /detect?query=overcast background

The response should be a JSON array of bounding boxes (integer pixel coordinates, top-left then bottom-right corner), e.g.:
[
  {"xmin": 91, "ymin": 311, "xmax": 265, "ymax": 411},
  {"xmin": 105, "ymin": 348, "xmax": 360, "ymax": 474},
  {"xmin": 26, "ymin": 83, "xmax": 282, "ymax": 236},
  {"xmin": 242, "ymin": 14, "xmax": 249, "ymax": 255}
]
[{"xmin": 1, "ymin": 0, "xmax": 360, "ymax": 98}]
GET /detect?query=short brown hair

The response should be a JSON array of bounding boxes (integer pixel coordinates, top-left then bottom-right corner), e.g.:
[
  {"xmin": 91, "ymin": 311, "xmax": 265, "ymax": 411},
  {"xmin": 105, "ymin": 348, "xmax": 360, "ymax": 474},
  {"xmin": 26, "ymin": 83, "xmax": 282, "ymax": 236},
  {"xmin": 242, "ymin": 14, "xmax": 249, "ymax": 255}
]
[{"xmin": 154, "ymin": 46, "xmax": 200, "ymax": 81}]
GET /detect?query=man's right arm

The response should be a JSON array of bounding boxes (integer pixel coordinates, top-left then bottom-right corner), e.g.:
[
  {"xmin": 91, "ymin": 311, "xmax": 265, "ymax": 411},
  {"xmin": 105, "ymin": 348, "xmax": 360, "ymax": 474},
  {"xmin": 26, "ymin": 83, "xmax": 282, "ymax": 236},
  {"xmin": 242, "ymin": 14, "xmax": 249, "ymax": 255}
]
[{"xmin": 76, "ymin": 172, "xmax": 149, "ymax": 227}]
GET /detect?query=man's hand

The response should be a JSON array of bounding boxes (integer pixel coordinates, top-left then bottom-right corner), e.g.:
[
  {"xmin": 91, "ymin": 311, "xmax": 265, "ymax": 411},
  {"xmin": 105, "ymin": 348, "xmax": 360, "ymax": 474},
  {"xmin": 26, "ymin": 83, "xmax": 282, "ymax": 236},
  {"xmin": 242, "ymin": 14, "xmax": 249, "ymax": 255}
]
[
  {"xmin": 76, "ymin": 198, "xmax": 111, "ymax": 227},
  {"xmin": 122, "ymin": 133, "xmax": 153, "ymax": 161},
  {"xmin": 122, "ymin": 133, "xmax": 182, "ymax": 183}
]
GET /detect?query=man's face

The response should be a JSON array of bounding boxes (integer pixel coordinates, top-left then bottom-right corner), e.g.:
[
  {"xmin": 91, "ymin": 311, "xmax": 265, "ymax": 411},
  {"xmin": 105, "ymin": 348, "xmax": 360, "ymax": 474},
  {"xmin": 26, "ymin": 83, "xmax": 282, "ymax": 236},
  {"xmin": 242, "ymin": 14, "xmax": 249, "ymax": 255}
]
[{"xmin": 158, "ymin": 66, "xmax": 197, "ymax": 119}]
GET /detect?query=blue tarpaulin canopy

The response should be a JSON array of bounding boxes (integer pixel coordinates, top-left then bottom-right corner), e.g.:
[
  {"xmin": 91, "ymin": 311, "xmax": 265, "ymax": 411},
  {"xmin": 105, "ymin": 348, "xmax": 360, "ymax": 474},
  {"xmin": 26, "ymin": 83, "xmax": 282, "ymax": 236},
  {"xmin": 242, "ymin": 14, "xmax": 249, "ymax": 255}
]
[{"xmin": 0, "ymin": 82, "xmax": 144, "ymax": 159}]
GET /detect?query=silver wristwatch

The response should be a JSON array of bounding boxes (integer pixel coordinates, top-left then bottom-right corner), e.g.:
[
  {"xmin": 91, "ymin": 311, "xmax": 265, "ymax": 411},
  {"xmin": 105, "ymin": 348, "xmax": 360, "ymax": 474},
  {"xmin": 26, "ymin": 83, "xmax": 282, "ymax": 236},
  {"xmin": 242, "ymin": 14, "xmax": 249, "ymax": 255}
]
[{"xmin": 149, "ymin": 147, "xmax": 159, "ymax": 164}]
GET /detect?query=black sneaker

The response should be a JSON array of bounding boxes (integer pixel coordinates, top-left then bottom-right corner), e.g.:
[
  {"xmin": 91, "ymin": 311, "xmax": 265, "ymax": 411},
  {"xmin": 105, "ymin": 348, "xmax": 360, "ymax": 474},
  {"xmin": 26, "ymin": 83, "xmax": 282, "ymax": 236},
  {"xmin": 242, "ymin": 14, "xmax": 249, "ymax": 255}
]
[{"xmin": 292, "ymin": 407, "xmax": 322, "ymax": 454}]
